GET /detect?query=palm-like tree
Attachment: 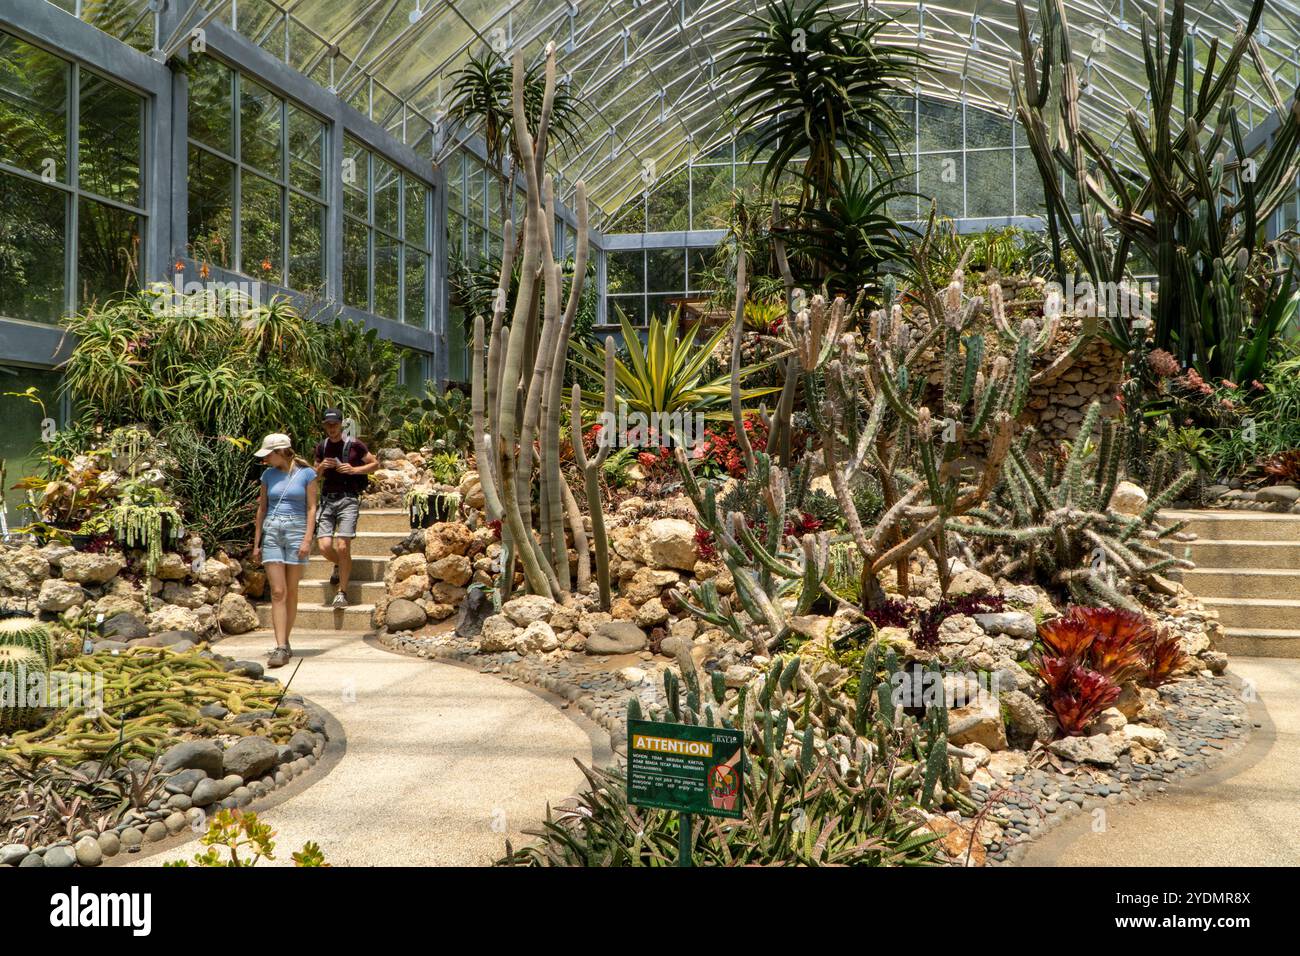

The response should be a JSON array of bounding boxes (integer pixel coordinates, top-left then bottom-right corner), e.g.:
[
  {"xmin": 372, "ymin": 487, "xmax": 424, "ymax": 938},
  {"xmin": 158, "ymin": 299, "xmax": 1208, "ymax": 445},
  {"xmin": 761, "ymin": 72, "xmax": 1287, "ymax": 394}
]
[
  {"xmin": 445, "ymin": 49, "xmax": 586, "ymax": 226},
  {"xmin": 726, "ymin": 0, "xmax": 923, "ymax": 214}
]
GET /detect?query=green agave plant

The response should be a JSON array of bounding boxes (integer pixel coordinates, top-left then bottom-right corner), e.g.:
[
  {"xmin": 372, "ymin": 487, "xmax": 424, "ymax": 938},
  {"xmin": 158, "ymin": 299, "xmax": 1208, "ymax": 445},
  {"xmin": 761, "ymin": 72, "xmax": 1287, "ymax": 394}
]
[{"xmin": 569, "ymin": 307, "xmax": 779, "ymax": 419}]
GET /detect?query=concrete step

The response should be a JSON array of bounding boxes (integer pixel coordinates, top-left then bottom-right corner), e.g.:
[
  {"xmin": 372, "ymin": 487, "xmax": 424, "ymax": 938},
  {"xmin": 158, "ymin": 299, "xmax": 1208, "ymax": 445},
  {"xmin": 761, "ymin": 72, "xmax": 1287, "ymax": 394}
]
[
  {"xmin": 344, "ymin": 531, "xmax": 408, "ymax": 556},
  {"xmin": 1218, "ymin": 627, "xmax": 1300, "ymax": 658},
  {"xmin": 255, "ymin": 601, "xmax": 374, "ymax": 631},
  {"xmin": 301, "ymin": 555, "xmax": 388, "ymax": 582},
  {"xmin": 1176, "ymin": 540, "xmax": 1300, "ymax": 570},
  {"xmin": 1201, "ymin": 597, "xmax": 1300, "ymax": 631},
  {"xmin": 294, "ymin": 579, "xmax": 388, "ymax": 604},
  {"xmin": 1180, "ymin": 568, "xmax": 1300, "ymax": 600},
  {"xmin": 1164, "ymin": 509, "xmax": 1300, "ymax": 542},
  {"xmin": 356, "ymin": 509, "xmax": 411, "ymax": 533}
]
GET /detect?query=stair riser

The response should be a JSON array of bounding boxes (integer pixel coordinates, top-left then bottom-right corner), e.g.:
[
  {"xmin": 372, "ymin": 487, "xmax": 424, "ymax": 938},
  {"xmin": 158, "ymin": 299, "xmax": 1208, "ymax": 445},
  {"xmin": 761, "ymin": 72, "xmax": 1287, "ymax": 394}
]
[
  {"xmin": 342, "ymin": 535, "xmax": 406, "ymax": 557},
  {"xmin": 1178, "ymin": 542, "xmax": 1300, "ymax": 570},
  {"xmin": 1204, "ymin": 602, "xmax": 1300, "ymax": 631},
  {"xmin": 1217, "ymin": 633, "xmax": 1300, "ymax": 658},
  {"xmin": 255, "ymin": 604, "xmax": 373, "ymax": 630},
  {"xmin": 356, "ymin": 511, "xmax": 413, "ymax": 533},
  {"xmin": 301, "ymin": 556, "xmax": 388, "ymax": 582},
  {"xmin": 1180, "ymin": 571, "xmax": 1300, "ymax": 600},
  {"xmin": 294, "ymin": 581, "xmax": 387, "ymax": 604},
  {"xmin": 1174, "ymin": 519, "xmax": 1300, "ymax": 542}
]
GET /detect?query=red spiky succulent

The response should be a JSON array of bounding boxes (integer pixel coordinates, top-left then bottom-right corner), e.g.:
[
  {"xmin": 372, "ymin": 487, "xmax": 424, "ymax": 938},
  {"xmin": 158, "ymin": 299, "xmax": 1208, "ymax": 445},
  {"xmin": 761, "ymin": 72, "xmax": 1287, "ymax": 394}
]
[
  {"xmin": 1143, "ymin": 631, "xmax": 1187, "ymax": 687},
  {"xmin": 1036, "ymin": 655, "xmax": 1121, "ymax": 737},
  {"xmin": 1063, "ymin": 605, "xmax": 1156, "ymax": 683},
  {"xmin": 1037, "ymin": 616, "xmax": 1095, "ymax": 661},
  {"xmin": 1064, "ymin": 606, "xmax": 1158, "ymax": 647}
]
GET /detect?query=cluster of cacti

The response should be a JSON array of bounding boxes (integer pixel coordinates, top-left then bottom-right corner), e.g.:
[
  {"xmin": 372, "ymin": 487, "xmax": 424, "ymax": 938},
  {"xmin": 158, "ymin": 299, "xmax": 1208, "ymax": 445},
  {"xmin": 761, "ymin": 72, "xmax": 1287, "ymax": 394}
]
[
  {"xmin": 500, "ymin": 642, "xmax": 967, "ymax": 866},
  {"xmin": 469, "ymin": 44, "xmax": 605, "ymax": 606},
  {"xmin": 0, "ymin": 645, "xmax": 306, "ymax": 767},
  {"xmin": 1012, "ymin": 0, "xmax": 1300, "ymax": 376},
  {"xmin": 957, "ymin": 402, "xmax": 1195, "ymax": 608},
  {"xmin": 0, "ymin": 616, "xmax": 56, "ymax": 668}
]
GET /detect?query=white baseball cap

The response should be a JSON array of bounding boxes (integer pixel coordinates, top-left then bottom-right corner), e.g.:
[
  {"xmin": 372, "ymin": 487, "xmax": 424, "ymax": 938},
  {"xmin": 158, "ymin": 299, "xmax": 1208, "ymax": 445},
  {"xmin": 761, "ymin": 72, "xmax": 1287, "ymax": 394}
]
[{"xmin": 254, "ymin": 433, "xmax": 293, "ymax": 458}]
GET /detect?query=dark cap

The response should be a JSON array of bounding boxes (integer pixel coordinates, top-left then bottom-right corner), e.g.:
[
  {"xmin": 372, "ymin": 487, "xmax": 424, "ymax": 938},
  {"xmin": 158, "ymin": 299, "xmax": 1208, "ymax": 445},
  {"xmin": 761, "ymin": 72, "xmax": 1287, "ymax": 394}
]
[{"xmin": 322, "ymin": 408, "xmax": 344, "ymax": 423}]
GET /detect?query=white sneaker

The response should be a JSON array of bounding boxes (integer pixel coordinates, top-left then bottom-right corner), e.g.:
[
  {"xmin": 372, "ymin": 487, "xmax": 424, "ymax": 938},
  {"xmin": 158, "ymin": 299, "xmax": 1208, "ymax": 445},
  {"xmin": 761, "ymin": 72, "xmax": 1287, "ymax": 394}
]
[{"xmin": 331, "ymin": 591, "xmax": 350, "ymax": 609}]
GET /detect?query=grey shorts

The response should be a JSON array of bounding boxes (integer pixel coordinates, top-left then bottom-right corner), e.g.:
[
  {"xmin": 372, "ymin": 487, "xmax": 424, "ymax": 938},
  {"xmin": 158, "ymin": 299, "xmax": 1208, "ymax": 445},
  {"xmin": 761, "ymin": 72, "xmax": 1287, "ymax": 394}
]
[{"xmin": 316, "ymin": 494, "xmax": 360, "ymax": 539}]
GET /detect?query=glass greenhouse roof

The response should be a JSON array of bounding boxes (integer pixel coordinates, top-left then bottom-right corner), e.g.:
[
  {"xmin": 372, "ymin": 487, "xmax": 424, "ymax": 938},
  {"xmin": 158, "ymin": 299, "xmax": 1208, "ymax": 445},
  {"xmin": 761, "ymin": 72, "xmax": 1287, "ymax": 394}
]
[{"xmin": 63, "ymin": 0, "xmax": 1300, "ymax": 225}]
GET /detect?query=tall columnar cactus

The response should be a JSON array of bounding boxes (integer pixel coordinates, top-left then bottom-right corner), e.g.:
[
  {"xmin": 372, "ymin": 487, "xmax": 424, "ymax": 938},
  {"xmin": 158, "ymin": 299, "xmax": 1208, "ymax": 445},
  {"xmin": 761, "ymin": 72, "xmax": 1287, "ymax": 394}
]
[
  {"xmin": 958, "ymin": 401, "xmax": 1195, "ymax": 608},
  {"xmin": 1012, "ymin": 0, "xmax": 1300, "ymax": 375},
  {"xmin": 468, "ymin": 43, "xmax": 597, "ymax": 603},
  {"xmin": 571, "ymin": 340, "xmax": 616, "ymax": 610}
]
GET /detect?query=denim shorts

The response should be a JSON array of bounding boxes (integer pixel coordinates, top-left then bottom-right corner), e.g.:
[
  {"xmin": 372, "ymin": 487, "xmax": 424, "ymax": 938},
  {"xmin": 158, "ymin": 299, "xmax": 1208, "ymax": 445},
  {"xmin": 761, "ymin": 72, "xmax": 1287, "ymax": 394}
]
[
  {"xmin": 262, "ymin": 513, "xmax": 310, "ymax": 565},
  {"xmin": 316, "ymin": 494, "xmax": 360, "ymax": 539}
]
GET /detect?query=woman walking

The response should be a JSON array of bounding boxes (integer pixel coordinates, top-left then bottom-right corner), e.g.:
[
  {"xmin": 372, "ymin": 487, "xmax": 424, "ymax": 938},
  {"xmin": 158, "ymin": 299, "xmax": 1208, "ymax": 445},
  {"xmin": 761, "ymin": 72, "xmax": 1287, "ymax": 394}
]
[{"xmin": 251, "ymin": 433, "xmax": 318, "ymax": 668}]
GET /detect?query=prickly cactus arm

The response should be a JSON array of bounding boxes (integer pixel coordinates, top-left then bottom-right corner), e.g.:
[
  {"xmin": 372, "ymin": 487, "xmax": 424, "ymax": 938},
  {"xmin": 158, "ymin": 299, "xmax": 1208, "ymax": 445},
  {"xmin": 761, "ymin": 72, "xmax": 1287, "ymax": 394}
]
[
  {"xmin": 486, "ymin": 216, "xmax": 516, "ymax": 479},
  {"xmin": 729, "ymin": 247, "xmax": 756, "ymax": 473},
  {"xmin": 471, "ymin": 315, "xmax": 505, "ymax": 520},
  {"xmin": 560, "ymin": 475, "xmax": 591, "ymax": 590}
]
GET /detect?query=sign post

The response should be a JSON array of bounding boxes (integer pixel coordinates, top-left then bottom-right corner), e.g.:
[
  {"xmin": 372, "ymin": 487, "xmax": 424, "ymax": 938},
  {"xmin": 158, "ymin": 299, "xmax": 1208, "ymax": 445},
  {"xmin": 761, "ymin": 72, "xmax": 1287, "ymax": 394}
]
[{"xmin": 627, "ymin": 719, "xmax": 744, "ymax": 867}]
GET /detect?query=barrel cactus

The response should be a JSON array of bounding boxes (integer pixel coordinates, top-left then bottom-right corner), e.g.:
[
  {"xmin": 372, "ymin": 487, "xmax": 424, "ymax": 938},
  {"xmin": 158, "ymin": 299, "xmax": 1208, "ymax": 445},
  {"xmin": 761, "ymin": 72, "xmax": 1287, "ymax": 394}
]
[
  {"xmin": 0, "ymin": 616, "xmax": 56, "ymax": 667},
  {"xmin": 0, "ymin": 644, "xmax": 48, "ymax": 733}
]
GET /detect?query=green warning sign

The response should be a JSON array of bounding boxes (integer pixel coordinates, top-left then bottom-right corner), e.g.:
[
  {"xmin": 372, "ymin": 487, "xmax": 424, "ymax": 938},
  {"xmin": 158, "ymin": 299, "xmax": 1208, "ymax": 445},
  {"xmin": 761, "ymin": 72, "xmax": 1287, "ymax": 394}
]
[{"xmin": 627, "ymin": 719, "xmax": 744, "ymax": 819}]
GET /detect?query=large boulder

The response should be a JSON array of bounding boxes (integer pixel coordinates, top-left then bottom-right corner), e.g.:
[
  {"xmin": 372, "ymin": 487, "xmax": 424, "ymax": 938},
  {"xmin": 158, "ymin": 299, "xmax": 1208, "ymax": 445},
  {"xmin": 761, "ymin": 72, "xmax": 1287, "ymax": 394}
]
[
  {"xmin": 502, "ymin": 594, "xmax": 556, "ymax": 627},
  {"xmin": 158, "ymin": 740, "xmax": 224, "ymax": 778},
  {"xmin": 1108, "ymin": 480, "xmax": 1149, "ymax": 515},
  {"xmin": 60, "ymin": 551, "xmax": 124, "ymax": 585},
  {"xmin": 454, "ymin": 585, "xmax": 493, "ymax": 638},
  {"xmin": 148, "ymin": 604, "xmax": 200, "ymax": 635},
  {"xmin": 194, "ymin": 558, "xmax": 234, "ymax": 588},
  {"xmin": 972, "ymin": 611, "xmax": 1036, "ymax": 640},
  {"xmin": 0, "ymin": 545, "xmax": 51, "ymax": 594},
  {"xmin": 1048, "ymin": 733, "xmax": 1125, "ymax": 767},
  {"xmin": 428, "ymin": 554, "xmax": 472, "ymax": 587},
  {"xmin": 388, "ymin": 552, "xmax": 427, "ymax": 583},
  {"xmin": 999, "ymin": 689, "xmax": 1051, "ymax": 748},
  {"xmin": 457, "ymin": 471, "xmax": 486, "ymax": 511},
  {"xmin": 161, "ymin": 581, "xmax": 207, "ymax": 609},
  {"xmin": 425, "ymin": 522, "xmax": 474, "ymax": 562},
  {"xmin": 586, "ymin": 621, "xmax": 648, "ymax": 655},
  {"xmin": 623, "ymin": 567, "xmax": 681, "ymax": 605},
  {"xmin": 515, "ymin": 620, "xmax": 559, "ymax": 653},
  {"xmin": 946, "ymin": 692, "xmax": 1008, "ymax": 751},
  {"xmin": 385, "ymin": 598, "xmax": 426, "ymax": 632},
  {"xmin": 37, "ymin": 578, "xmax": 86, "ymax": 612},
  {"xmin": 221, "ymin": 736, "xmax": 278, "ymax": 781},
  {"xmin": 218, "ymin": 593, "xmax": 259, "ymax": 635},
  {"xmin": 152, "ymin": 552, "xmax": 189, "ymax": 581},
  {"xmin": 100, "ymin": 610, "xmax": 149, "ymax": 641},
  {"xmin": 389, "ymin": 573, "xmax": 430, "ymax": 601},
  {"xmin": 643, "ymin": 519, "xmax": 698, "ymax": 572},
  {"xmin": 478, "ymin": 615, "xmax": 519, "ymax": 652}
]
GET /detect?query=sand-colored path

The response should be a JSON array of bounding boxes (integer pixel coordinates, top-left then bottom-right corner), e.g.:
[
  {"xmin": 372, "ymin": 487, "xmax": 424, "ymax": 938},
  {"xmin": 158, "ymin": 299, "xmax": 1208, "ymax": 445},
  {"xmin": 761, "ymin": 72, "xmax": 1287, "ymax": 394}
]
[
  {"xmin": 1019, "ymin": 659, "xmax": 1300, "ymax": 866},
  {"xmin": 126, "ymin": 629, "xmax": 595, "ymax": 867}
]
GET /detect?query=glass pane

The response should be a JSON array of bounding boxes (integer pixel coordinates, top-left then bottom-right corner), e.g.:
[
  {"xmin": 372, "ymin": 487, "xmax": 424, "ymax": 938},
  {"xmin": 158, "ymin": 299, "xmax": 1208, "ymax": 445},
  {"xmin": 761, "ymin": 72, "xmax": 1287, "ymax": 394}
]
[
  {"xmin": 239, "ymin": 76, "xmax": 282, "ymax": 175},
  {"xmin": 373, "ymin": 157, "xmax": 399, "ymax": 235},
  {"xmin": 403, "ymin": 176, "xmax": 427, "ymax": 247},
  {"xmin": 466, "ymin": 222, "xmax": 486, "ymax": 265},
  {"xmin": 187, "ymin": 54, "xmax": 233, "ymax": 154},
  {"xmin": 404, "ymin": 246, "xmax": 426, "ymax": 327},
  {"xmin": 687, "ymin": 248, "xmax": 714, "ymax": 293},
  {"xmin": 1015, "ymin": 148, "xmax": 1046, "ymax": 218},
  {"xmin": 288, "ymin": 193, "xmax": 324, "ymax": 295},
  {"xmin": 0, "ymin": 171, "xmax": 65, "ymax": 322},
  {"xmin": 343, "ymin": 136, "xmax": 367, "ymax": 219},
  {"xmin": 609, "ymin": 295, "xmax": 643, "ymax": 327},
  {"xmin": 446, "ymin": 151, "xmax": 464, "ymax": 217},
  {"xmin": 187, "ymin": 145, "xmax": 234, "ymax": 268},
  {"xmin": 343, "ymin": 218, "xmax": 368, "ymax": 309},
  {"xmin": 917, "ymin": 152, "xmax": 964, "ymax": 219},
  {"xmin": 77, "ymin": 196, "xmax": 139, "ymax": 308},
  {"xmin": 690, "ymin": 163, "xmax": 733, "ymax": 230},
  {"xmin": 467, "ymin": 162, "xmax": 485, "ymax": 229},
  {"xmin": 79, "ymin": 71, "xmax": 142, "ymax": 207},
  {"xmin": 646, "ymin": 168, "xmax": 689, "ymax": 232},
  {"xmin": 607, "ymin": 251, "xmax": 643, "ymax": 295},
  {"xmin": 966, "ymin": 106, "xmax": 1013, "ymax": 150},
  {"xmin": 288, "ymin": 105, "xmax": 325, "ymax": 197},
  {"xmin": 917, "ymin": 98, "xmax": 963, "ymax": 153},
  {"xmin": 646, "ymin": 293, "xmax": 679, "ymax": 323},
  {"xmin": 887, "ymin": 152, "xmax": 919, "ymax": 221},
  {"xmin": 966, "ymin": 149, "xmax": 1014, "ymax": 218},
  {"xmin": 646, "ymin": 248, "xmax": 685, "ymax": 292},
  {"xmin": 240, "ymin": 172, "xmax": 282, "ymax": 282},
  {"xmin": 401, "ymin": 350, "xmax": 425, "ymax": 395},
  {"xmin": 373, "ymin": 232, "xmax": 400, "ymax": 320},
  {"xmin": 0, "ymin": 365, "xmax": 63, "ymax": 516},
  {"xmin": 0, "ymin": 32, "xmax": 68, "ymax": 182},
  {"xmin": 446, "ymin": 208, "xmax": 464, "ymax": 258}
]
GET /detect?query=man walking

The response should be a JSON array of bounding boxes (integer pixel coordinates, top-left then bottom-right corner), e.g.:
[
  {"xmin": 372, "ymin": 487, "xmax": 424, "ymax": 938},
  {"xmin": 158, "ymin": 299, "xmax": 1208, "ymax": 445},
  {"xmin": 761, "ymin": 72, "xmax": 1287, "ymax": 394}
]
[{"xmin": 314, "ymin": 409, "xmax": 378, "ymax": 608}]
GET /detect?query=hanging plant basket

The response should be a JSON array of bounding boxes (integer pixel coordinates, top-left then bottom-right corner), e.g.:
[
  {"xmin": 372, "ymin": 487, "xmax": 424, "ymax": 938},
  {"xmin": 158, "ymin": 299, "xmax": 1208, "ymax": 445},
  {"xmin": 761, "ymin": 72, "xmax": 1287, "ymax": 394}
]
[{"xmin": 405, "ymin": 488, "xmax": 461, "ymax": 529}]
